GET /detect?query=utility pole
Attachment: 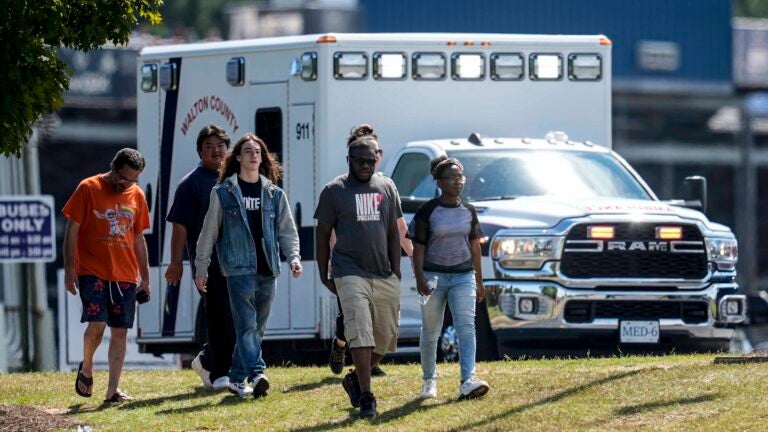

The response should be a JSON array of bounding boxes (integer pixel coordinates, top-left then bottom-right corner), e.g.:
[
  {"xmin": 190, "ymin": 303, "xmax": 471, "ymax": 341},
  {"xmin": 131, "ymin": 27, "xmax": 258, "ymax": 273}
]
[
  {"xmin": 23, "ymin": 125, "xmax": 57, "ymax": 371},
  {"xmin": 740, "ymin": 93, "xmax": 768, "ymax": 293}
]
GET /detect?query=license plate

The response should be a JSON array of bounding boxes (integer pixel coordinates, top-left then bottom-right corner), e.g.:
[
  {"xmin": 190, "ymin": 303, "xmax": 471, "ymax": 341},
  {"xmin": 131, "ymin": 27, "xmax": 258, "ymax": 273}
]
[{"xmin": 619, "ymin": 320, "xmax": 660, "ymax": 343}]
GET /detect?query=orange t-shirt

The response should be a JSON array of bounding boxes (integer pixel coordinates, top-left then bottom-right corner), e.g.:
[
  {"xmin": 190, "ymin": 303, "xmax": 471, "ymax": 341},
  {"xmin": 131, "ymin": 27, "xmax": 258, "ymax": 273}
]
[{"xmin": 62, "ymin": 174, "xmax": 150, "ymax": 283}]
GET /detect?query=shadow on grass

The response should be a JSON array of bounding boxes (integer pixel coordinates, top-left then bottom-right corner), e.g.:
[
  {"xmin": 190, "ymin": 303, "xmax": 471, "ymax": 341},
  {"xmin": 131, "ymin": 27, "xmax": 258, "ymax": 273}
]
[
  {"xmin": 155, "ymin": 402, "xmax": 214, "ymax": 416},
  {"xmin": 287, "ymin": 397, "xmax": 454, "ymax": 431},
  {"xmin": 92, "ymin": 387, "xmax": 212, "ymax": 411},
  {"xmin": 283, "ymin": 376, "xmax": 341, "ymax": 393},
  {"xmin": 67, "ymin": 403, "xmax": 107, "ymax": 414},
  {"xmin": 613, "ymin": 393, "xmax": 720, "ymax": 416},
  {"xmin": 216, "ymin": 394, "xmax": 261, "ymax": 406},
  {"xmin": 85, "ymin": 388, "xmax": 259, "ymax": 415},
  {"xmin": 374, "ymin": 397, "xmax": 457, "ymax": 425},
  {"xmin": 443, "ymin": 368, "xmax": 650, "ymax": 432}
]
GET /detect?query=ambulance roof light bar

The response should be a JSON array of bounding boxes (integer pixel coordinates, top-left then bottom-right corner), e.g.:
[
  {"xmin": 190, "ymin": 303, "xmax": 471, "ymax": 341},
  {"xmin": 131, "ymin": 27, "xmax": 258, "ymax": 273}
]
[{"xmin": 317, "ymin": 34, "xmax": 337, "ymax": 44}]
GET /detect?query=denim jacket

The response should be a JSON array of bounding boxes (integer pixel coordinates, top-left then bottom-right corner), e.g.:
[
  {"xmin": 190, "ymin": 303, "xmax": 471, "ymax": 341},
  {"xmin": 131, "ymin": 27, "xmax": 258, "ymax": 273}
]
[{"xmin": 195, "ymin": 173, "xmax": 301, "ymax": 278}]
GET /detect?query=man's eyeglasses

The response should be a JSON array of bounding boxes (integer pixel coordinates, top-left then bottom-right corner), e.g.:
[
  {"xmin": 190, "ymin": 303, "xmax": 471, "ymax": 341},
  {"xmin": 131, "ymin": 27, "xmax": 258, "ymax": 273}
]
[
  {"xmin": 348, "ymin": 155, "xmax": 377, "ymax": 167},
  {"xmin": 440, "ymin": 174, "xmax": 467, "ymax": 183},
  {"xmin": 114, "ymin": 172, "xmax": 138, "ymax": 185}
]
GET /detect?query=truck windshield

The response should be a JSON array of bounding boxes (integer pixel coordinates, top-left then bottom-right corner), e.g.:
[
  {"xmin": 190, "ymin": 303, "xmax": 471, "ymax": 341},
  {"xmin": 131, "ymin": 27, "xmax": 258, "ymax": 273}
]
[
  {"xmin": 394, "ymin": 149, "xmax": 651, "ymax": 203},
  {"xmin": 452, "ymin": 149, "xmax": 651, "ymax": 201}
]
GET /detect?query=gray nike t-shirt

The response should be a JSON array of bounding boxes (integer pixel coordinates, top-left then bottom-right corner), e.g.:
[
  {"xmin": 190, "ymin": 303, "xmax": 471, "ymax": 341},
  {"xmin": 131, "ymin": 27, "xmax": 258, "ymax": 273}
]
[{"xmin": 314, "ymin": 173, "xmax": 403, "ymax": 278}]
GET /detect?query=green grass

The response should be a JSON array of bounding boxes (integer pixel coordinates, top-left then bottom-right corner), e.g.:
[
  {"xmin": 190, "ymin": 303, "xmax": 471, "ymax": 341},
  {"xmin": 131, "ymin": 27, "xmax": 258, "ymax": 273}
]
[{"xmin": 2, "ymin": 354, "xmax": 767, "ymax": 431}]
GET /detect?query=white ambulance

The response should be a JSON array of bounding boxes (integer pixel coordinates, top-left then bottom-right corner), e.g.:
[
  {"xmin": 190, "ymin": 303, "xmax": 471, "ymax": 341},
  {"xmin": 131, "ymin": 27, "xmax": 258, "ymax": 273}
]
[{"xmin": 136, "ymin": 33, "xmax": 744, "ymax": 358}]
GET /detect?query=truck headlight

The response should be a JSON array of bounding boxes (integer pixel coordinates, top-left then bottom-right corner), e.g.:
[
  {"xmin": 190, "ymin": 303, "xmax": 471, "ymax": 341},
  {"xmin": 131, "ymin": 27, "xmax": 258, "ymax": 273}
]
[
  {"xmin": 491, "ymin": 236, "xmax": 562, "ymax": 269},
  {"xmin": 706, "ymin": 238, "xmax": 738, "ymax": 270}
]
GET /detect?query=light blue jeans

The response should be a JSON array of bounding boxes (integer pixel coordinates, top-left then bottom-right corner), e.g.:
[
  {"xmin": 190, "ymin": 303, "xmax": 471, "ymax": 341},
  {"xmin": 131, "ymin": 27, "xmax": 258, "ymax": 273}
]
[
  {"xmin": 420, "ymin": 270, "xmax": 477, "ymax": 382},
  {"xmin": 227, "ymin": 273, "xmax": 276, "ymax": 383}
]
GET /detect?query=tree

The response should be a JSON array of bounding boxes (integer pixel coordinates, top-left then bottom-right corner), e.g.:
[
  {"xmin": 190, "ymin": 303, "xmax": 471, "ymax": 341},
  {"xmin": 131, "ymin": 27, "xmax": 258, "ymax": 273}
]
[
  {"xmin": 160, "ymin": 0, "xmax": 230, "ymax": 40},
  {"xmin": 1, "ymin": 1, "xmax": 162, "ymax": 157},
  {"xmin": 734, "ymin": 0, "xmax": 768, "ymax": 18}
]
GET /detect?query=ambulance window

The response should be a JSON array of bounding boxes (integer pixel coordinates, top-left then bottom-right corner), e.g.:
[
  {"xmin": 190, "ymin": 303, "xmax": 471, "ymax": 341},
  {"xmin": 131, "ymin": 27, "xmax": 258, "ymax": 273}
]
[
  {"xmin": 255, "ymin": 107, "xmax": 283, "ymax": 187},
  {"xmin": 141, "ymin": 64, "xmax": 158, "ymax": 92},
  {"xmin": 529, "ymin": 54, "xmax": 563, "ymax": 81},
  {"xmin": 159, "ymin": 62, "xmax": 178, "ymax": 90},
  {"xmin": 490, "ymin": 53, "xmax": 524, "ymax": 81},
  {"xmin": 226, "ymin": 57, "xmax": 245, "ymax": 86},
  {"xmin": 391, "ymin": 152, "xmax": 436, "ymax": 212},
  {"xmin": 568, "ymin": 53, "xmax": 602, "ymax": 81},
  {"xmin": 334, "ymin": 52, "xmax": 368, "ymax": 80},
  {"xmin": 300, "ymin": 52, "xmax": 317, "ymax": 81},
  {"xmin": 451, "ymin": 53, "xmax": 485, "ymax": 80},
  {"xmin": 373, "ymin": 53, "xmax": 407, "ymax": 80},
  {"xmin": 412, "ymin": 53, "xmax": 446, "ymax": 80}
]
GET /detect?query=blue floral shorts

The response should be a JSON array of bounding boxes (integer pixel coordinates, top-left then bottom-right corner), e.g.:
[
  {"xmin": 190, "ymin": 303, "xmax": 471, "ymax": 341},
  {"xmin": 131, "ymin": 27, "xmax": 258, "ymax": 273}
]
[{"xmin": 78, "ymin": 275, "xmax": 137, "ymax": 328}]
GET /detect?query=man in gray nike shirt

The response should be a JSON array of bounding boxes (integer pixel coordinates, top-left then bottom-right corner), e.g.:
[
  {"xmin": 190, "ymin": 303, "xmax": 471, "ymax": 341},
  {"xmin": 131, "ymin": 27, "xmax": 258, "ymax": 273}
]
[{"xmin": 314, "ymin": 137, "xmax": 402, "ymax": 419}]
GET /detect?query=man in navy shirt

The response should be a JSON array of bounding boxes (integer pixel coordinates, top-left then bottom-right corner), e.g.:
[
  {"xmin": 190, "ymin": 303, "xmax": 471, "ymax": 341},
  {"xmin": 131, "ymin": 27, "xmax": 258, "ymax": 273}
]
[{"xmin": 166, "ymin": 124, "xmax": 234, "ymax": 391}]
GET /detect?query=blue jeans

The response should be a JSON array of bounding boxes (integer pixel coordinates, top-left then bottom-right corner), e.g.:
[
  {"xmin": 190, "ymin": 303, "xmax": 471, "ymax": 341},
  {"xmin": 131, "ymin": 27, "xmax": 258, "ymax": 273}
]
[
  {"xmin": 226, "ymin": 273, "xmax": 276, "ymax": 383},
  {"xmin": 420, "ymin": 271, "xmax": 477, "ymax": 382}
]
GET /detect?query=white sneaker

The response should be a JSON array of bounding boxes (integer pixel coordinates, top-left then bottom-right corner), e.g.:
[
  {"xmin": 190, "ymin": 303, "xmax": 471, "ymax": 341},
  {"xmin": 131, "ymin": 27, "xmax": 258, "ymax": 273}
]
[
  {"xmin": 228, "ymin": 381, "xmax": 253, "ymax": 398},
  {"xmin": 191, "ymin": 353, "xmax": 212, "ymax": 389},
  {"xmin": 250, "ymin": 374, "xmax": 270, "ymax": 399},
  {"xmin": 458, "ymin": 376, "xmax": 490, "ymax": 400},
  {"xmin": 420, "ymin": 378, "xmax": 437, "ymax": 399},
  {"xmin": 211, "ymin": 376, "xmax": 230, "ymax": 391}
]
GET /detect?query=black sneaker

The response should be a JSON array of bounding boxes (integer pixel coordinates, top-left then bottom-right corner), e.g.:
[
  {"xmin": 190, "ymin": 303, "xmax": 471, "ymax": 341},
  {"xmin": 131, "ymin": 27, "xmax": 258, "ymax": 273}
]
[
  {"xmin": 329, "ymin": 337, "xmax": 346, "ymax": 375},
  {"xmin": 250, "ymin": 374, "xmax": 270, "ymax": 399},
  {"xmin": 370, "ymin": 365, "xmax": 386, "ymax": 377},
  {"xmin": 341, "ymin": 369, "xmax": 361, "ymax": 408},
  {"xmin": 359, "ymin": 392, "xmax": 377, "ymax": 419}
]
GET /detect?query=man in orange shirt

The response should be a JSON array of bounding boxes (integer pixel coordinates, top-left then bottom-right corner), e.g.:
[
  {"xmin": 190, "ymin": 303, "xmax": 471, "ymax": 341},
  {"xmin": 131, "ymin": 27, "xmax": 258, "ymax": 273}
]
[{"xmin": 63, "ymin": 148, "xmax": 150, "ymax": 403}]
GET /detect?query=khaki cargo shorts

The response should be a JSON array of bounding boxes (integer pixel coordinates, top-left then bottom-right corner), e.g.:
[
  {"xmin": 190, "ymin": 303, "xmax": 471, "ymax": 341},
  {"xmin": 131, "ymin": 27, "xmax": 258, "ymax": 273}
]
[{"xmin": 335, "ymin": 274, "xmax": 400, "ymax": 355}]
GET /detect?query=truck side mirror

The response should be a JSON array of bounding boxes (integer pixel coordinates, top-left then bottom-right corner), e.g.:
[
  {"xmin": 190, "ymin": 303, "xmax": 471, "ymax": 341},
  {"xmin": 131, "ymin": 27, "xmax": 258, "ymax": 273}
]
[{"xmin": 683, "ymin": 176, "xmax": 707, "ymax": 213}]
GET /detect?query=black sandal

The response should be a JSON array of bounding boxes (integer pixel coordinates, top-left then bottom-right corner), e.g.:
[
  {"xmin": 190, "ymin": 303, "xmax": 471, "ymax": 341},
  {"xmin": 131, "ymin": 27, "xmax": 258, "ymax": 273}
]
[
  {"xmin": 75, "ymin": 362, "xmax": 93, "ymax": 398},
  {"xmin": 104, "ymin": 389, "xmax": 135, "ymax": 403}
]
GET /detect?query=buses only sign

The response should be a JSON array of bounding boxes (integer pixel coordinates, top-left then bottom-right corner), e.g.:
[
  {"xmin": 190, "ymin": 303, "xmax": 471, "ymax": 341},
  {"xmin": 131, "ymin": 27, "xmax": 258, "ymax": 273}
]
[{"xmin": 0, "ymin": 196, "xmax": 56, "ymax": 263}]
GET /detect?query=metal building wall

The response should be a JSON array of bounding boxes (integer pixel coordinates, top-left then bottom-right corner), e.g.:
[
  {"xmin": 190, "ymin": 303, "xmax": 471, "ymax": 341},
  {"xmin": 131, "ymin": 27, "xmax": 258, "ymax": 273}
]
[{"xmin": 360, "ymin": 0, "xmax": 731, "ymax": 88}]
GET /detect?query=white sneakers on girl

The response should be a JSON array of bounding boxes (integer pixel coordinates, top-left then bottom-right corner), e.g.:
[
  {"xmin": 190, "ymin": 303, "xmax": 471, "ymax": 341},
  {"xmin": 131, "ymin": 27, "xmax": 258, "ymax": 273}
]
[
  {"xmin": 458, "ymin": 376, "xmax": 490, "ymax": 400},
  {"xmin": 420, "ymin": 378, "xmax": 438, "ymax": 399}
]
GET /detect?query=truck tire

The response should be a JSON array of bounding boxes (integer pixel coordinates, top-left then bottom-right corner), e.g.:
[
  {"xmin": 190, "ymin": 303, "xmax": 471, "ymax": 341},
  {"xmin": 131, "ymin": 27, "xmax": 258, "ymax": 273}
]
[
  {"xmin": 439, "ymin": 324, "xmax": 460, "ymax": 362},
  {"xmin": 437, "ymin": 309, "xmax": 458, "ymax": 363},
  {"xmin": 475, "ymin": 299, "xmax": 499, "ymax": 361},
  {"xmin": 437, "ymin": 300, "xmax": 499, "ymax": 362}
]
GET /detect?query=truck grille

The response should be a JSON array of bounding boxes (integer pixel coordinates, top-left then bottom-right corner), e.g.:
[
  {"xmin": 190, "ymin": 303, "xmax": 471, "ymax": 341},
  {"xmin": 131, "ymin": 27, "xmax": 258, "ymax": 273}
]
[
  {"xmin": 564, "ymin": 300, "xmax": 709, "ymax": 324},
  {"xmin": 560, "ymin": 223, "xmax": 708, "ymax": 279}
]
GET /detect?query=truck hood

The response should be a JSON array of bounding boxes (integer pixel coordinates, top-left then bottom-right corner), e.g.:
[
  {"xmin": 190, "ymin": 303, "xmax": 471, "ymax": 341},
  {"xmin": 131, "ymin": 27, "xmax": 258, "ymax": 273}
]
[{"xmin": 471, "ymin": 196, "xmax": 732, "ymax": 233}]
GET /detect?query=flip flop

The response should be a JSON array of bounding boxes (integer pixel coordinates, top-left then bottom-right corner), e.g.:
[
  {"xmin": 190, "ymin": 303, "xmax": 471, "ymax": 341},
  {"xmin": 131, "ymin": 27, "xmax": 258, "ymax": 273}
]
[
  {"xmin": 75, "ymin": 362, "xmax": 93, "ymax": 398},
  {"xmin": 104, "ymin": 389, "xmax": 135, "ymax": 403}
]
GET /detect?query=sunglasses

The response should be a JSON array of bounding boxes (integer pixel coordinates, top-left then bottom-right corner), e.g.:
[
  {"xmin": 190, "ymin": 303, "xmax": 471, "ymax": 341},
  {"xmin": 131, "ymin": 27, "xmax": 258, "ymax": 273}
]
[
  {"xmin": 439, "ymin": 174, "xmax": 467, "ymax": 183},
  {"xmin": 348, "ymin": 155, "xmax": 377, "ymax": 167}
]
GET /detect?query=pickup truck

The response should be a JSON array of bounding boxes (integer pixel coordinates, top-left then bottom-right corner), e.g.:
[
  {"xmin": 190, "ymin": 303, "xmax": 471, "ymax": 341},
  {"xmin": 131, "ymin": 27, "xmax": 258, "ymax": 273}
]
[{"xmin": 386, "ymin": 132, "xmax": 748, "ymax": 358}]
